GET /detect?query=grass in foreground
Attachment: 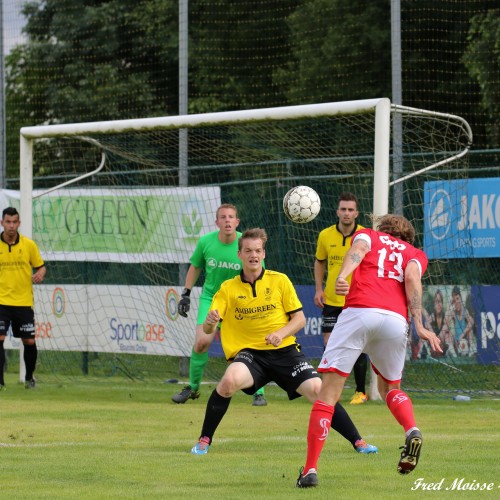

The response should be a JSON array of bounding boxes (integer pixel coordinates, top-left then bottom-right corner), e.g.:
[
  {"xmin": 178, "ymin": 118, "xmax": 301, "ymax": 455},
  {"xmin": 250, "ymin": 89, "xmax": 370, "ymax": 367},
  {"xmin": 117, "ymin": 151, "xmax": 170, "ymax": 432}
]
[{"xmin": 0, "ymin": 374, "xmax": 498, "ymax": 499}]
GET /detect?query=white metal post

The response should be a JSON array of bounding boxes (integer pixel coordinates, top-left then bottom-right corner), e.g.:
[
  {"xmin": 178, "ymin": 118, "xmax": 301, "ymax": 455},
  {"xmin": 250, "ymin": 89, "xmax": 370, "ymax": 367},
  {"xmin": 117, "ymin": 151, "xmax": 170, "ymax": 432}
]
[
  {"xmin": 370, "ymin": 97, "xmax": 391, "ymax": 401},
  {"xmin": 373, "ymin": 97, "xmax": 391, "ymax": 217},
  {"xmin": 18, "ymin": 134, "xmax": 34, "ymax": 382}
]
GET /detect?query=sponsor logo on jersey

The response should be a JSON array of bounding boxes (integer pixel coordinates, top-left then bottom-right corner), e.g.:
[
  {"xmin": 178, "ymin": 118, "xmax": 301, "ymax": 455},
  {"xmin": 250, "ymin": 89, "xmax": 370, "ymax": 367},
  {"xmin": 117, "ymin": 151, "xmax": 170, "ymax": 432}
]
[{"xmin": 207, "ymin": 257, "xmax": 241, "ymax": 271}]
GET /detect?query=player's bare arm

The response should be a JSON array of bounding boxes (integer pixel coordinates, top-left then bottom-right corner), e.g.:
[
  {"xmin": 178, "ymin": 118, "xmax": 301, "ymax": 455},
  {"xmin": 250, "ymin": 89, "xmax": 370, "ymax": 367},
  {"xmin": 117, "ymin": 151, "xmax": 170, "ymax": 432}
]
[
  {"xmin": 335, "ymin": 238, "xmax": 370, "ymax": 295},
  {"xmin": 203, "ymin": 309, "xmax": 220, "ymax": 335},
  {"xmin": 313, "ymin": 259, "xmax": 327, "ymax": 307},
  {"xmin": 184, "ymin": 265, "xmax": 202, "ymax": 289},
  {"xmin": 405, "ymin": 262, "xmax": 443, "ymax": 353},
  {"xmin": 265, "ymin": 310, "xmax": 306, "ymax": 347},
  {"xmin": 32, "ymin": 265, "xmax": 46, "ymax": 284}
]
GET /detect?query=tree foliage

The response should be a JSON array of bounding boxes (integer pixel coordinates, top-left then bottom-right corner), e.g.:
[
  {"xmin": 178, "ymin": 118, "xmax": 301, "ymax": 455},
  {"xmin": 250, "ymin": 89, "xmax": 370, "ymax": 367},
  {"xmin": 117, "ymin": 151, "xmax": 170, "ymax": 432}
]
[
  {"xmin": 4, "ymin": 0, "xmax": 498, "ymax": 180},
  {"xmin": 275, "ymin": 0, "xmax": 391, "ymax": 103},
  {"xmin": 463, "ymin": 9, "xmax": 500, "ymax": 145}
]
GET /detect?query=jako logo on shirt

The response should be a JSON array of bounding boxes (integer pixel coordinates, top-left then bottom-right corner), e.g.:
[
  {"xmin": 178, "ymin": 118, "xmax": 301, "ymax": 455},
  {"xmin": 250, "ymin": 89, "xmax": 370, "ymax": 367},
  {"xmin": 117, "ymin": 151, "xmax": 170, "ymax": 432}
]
[{"xmin": 207, "ymin": 257, "xmax": 241, "ymax": 270}]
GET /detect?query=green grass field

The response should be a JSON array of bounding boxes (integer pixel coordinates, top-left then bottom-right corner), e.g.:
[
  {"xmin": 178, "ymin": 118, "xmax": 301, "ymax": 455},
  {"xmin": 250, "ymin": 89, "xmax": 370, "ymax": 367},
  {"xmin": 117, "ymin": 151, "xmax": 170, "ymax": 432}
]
[{"xmin": 1, "ymin": 374, "xmax": 498, "ymax": 499}]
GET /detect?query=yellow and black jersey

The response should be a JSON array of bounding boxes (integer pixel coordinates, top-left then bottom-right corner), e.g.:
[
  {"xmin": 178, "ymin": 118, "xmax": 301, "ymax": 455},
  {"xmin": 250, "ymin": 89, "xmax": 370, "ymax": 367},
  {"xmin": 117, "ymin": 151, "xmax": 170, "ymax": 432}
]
[
  {"xmin": 211, "ymin": 269, "xmax": 302, "ymax": 360},
  {"xmin": 0, "ymin": 233, "xmax": 44, "ymax": 307},
  {"xmin": 315, "ymin": 223, "xmax": 363, "ymax": 307}
]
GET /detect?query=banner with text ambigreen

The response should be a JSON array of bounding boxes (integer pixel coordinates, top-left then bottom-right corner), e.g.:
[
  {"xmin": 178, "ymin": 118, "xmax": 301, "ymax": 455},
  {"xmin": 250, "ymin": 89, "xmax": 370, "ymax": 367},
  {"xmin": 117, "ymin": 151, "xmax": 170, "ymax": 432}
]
[{"xmin": 0, "ymin": 187, "xmax": 221, "ymax": 263}]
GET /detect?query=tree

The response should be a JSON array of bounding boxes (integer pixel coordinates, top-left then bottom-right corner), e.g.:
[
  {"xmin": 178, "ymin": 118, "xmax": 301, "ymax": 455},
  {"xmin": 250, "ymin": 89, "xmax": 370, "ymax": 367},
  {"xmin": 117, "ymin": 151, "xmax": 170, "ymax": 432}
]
[
  {"xmin": 188, "ymin": 0, "xmax": 299, "ymax": 113},
  {"xmin": 400, "ymin": 0, "xmax": 498, "ymax": 149},
  {"xmin": 463, "ymin": 9, "xmax": 500, "ymax": 146},
  {"xmin": 274, "ymin": 0, "xmax": 391, "ymax": 104},
  {"xmin": 5, "ymin": 0, "xmax": 179, "ymax": 177}
]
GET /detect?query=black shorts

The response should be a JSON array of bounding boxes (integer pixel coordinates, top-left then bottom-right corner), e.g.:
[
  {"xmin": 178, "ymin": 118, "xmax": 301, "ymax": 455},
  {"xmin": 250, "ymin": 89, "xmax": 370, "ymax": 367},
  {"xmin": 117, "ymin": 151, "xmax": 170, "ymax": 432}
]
[
  {"xmin": 0, "ymin": 305, "xmax": 36, "ymax": 339},
  {"xmin": 321, "ymin": 304, "xmax": 343, "ymax": 334},
  {"xmin": 233, "ymin": 344, "xmax": 320, "ymax": 400}
]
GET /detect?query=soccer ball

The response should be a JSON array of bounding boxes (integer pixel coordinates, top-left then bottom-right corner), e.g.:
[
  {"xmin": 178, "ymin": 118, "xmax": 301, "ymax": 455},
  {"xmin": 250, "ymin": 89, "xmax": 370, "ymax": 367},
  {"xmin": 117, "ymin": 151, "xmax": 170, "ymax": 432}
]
[{"xmin": 283, "ymin": 186, "xmax": 321, "ymax": 224}]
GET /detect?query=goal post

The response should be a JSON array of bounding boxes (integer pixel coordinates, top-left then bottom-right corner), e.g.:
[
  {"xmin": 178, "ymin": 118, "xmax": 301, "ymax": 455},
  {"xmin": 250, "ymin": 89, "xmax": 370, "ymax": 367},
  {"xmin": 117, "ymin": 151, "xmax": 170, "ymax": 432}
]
[
  {"xmin": 9, "ymin": 98, "xmax": 482, "ymax": 394},
  {"xmin": 19, "ymin": 97, "xmax": 393, "ymax": 228}
]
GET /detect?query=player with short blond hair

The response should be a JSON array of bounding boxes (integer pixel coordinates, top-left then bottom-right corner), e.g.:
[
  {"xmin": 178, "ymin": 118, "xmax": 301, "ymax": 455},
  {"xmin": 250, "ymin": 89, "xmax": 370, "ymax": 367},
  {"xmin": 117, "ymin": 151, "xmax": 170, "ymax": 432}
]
[{"xmin": 191, "ymin": 228, "xmax": 377, "ymax": 456}]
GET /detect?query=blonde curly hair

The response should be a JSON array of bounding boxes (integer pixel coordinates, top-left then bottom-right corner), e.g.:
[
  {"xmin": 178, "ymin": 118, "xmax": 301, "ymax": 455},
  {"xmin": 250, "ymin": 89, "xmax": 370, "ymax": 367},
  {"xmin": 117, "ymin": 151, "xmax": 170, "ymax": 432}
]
[{"xmin": 372, "ymin": 214, "xmax": 415, "ymax": 244}]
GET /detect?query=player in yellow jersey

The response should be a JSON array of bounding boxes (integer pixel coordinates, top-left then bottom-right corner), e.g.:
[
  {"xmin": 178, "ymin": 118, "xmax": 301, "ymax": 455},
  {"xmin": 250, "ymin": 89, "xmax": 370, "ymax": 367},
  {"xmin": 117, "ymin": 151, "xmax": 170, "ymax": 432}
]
[
  {"xmin": 172, "ymin": 204, "xmax": 267, "ymax": 406},
  {"xmin": 314, "ymin": 192, "xmax": 369, "ymax": 404},
  {"xmin": 191, "ymin": 228, "xmax": 376, "ymax": 457},
  {"xmin": 0, "ymin": 207, "xmax": 46, "ymax": 389}
]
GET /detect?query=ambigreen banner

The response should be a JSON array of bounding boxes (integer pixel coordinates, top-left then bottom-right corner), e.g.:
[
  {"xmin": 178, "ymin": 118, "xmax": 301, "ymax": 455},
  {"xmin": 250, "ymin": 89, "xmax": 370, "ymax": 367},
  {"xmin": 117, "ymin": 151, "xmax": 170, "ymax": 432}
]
[{"xmin": 1, "ymin": 187, "xmax": 220, "ymax": 262}]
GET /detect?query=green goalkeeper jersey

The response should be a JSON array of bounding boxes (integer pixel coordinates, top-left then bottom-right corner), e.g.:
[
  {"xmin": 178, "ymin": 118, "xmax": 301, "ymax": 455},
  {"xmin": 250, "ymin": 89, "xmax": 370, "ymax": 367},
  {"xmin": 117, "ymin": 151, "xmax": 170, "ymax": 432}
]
[{"xmin": 190, "ymin": 230, "xmax": 242, "ymax": 299}]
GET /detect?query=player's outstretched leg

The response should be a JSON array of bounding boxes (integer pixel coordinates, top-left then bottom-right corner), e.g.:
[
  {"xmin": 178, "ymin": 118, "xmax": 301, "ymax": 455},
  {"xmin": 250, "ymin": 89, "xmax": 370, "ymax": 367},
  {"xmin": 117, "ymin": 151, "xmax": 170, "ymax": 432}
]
[
  {"xmin": 331, "ymin": 402, "xmax": 378, "ymax": 453},
  {"xmin": 398, "ymin": 429, "xmax": 423, "ymax": 474}
]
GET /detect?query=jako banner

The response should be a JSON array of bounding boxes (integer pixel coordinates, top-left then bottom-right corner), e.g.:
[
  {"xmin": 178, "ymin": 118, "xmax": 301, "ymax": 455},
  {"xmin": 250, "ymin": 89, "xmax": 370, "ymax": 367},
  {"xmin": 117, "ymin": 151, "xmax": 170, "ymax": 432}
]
[{"xmin": 424, "ymin": 178, "xmax": 500, "ymax": 259}]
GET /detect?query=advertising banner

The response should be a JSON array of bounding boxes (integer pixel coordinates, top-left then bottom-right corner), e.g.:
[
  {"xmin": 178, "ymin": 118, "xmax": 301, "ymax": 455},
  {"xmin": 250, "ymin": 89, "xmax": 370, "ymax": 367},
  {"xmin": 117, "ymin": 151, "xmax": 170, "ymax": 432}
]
[
  {"xmin": 472, "ymin": 285, "xmax": 500, "ymax": 365},
  {"xmin": 4, "ymin": 285, "xmax": 200, "ymax": 356},
  {"xmin": 424, "ymin": 178, "xmax": 500, "ymax": 258},
  {"xmin": 0, "ymin": 187, "xmax": 221, "ymax": 263},
  {"xmin": 4, "ymin": 283, "xmax": 497, "ymax": 366},
  {"xmin": 209, "ymin": 284, "xmax": 499, "ymax": 365}
]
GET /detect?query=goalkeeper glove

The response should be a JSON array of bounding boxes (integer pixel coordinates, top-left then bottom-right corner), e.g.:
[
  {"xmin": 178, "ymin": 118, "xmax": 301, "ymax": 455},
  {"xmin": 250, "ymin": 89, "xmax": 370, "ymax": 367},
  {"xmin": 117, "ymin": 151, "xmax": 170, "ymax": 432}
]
[{"xmin": 178, "ymin": 288, "xmax": 191, "ymax": 317}]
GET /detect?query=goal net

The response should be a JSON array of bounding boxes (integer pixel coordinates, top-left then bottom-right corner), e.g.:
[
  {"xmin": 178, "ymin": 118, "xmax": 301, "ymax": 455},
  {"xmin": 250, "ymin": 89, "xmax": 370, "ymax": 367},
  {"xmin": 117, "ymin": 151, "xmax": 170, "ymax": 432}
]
[{"xmin": 6, "ymin": 98, "xmax": 495, "ymax": 395}]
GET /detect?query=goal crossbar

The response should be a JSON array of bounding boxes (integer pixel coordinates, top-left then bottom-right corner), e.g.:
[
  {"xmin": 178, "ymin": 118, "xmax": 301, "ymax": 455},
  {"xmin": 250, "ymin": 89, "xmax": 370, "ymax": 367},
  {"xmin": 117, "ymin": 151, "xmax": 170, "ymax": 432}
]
[
  {"xmin": 20, "ymin": 99, "xmax": 386, "ymax": 139},
  {"xmin": 19, "ymin": 98, "xmax": 392, "ymax": 237}
]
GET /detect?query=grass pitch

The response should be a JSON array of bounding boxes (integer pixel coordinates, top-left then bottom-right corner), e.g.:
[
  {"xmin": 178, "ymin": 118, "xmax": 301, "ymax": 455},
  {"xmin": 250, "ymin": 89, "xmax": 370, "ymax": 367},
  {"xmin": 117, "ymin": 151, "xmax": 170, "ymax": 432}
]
[{"xmin": 0, "ymin": 375, "xmax": 498, "ymax": 499}]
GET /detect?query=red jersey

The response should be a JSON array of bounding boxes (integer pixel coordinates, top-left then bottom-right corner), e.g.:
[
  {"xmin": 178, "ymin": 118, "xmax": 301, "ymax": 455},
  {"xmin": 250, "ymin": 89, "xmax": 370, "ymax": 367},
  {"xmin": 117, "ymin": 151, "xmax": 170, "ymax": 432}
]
[{"xmin": 345, "ymin": 228, "xmax": 428, "ymax": 320}]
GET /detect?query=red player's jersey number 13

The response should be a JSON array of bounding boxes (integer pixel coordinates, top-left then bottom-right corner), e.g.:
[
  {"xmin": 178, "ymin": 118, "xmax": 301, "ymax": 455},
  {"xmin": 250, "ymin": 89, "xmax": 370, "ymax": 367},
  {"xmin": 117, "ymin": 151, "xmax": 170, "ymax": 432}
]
[{"xmin": 377, "ymin": 248, "xmax": 404, "ymax": 282}]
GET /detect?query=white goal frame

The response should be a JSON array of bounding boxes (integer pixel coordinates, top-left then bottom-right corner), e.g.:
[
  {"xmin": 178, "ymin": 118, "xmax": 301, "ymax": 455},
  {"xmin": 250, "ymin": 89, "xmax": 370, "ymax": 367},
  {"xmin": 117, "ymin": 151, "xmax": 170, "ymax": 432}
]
[
  {"xmin": 20, "ymin": 98, "xmax": 393, "ymax": 235},
  {"xmin": 18, "ymin": 98, "xmax": 472, "ymax": 393}
]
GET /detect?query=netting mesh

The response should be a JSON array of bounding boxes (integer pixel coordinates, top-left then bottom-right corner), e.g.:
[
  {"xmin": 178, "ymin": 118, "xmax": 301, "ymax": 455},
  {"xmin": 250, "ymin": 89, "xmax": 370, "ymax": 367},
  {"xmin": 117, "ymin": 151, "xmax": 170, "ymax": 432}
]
[
  {"xmin": 4, "ymin": 0, "xmax": 498, "ymax": 180},
  {"xmin": 1, "ymin": 0, "xmax": 498, "ymax": 393},
  {"xmin": 6, "ymin": 103, "xmax": 497, "ymax": 394}
]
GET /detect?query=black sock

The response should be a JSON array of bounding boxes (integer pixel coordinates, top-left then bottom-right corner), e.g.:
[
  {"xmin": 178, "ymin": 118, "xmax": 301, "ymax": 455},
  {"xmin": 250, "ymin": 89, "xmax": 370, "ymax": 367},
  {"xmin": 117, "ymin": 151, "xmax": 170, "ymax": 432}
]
[
  {"xmin": 200, "ymin": 389, "xmax": 232, "ymax": 443},
  {"xmin": 23, "ymin": 343, "xmax": 37, "ymax": 381},
  {"xmin": 353, "ymin": 353, "xmax": 368, "ymax": 393},
  {"xmin": 0, "ymin": 340, "xmax": 5, "ymax": 385},
  {"xmin": 330, "ymin": 402, "xmax": 362, "ymax": 447}
]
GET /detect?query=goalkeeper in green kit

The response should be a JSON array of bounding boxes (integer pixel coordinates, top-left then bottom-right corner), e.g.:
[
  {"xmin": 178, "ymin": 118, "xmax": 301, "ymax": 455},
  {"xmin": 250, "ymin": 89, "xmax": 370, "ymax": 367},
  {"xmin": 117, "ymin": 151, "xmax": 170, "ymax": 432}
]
[{"xmin": 172, "ymin": 203, "xmax": 267, "ymax": 406}]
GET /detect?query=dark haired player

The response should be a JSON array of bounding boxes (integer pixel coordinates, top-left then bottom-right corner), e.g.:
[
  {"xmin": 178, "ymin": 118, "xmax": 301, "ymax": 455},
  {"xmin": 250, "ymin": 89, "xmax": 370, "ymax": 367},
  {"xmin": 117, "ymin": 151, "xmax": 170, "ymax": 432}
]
[
  {"xmin": 0, "ymin": 207, "xmax": 46, "ymax": 390},
  {"xmin": 314, "ymin": 191, "xmax": 369, "ymax": 404}
]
